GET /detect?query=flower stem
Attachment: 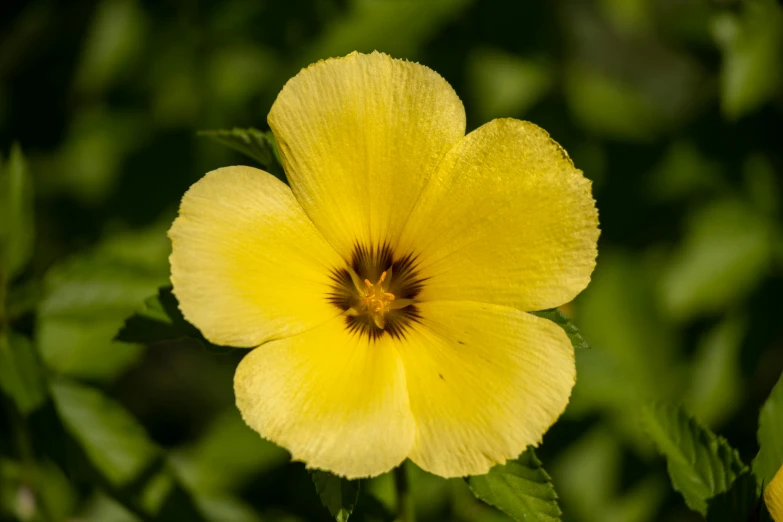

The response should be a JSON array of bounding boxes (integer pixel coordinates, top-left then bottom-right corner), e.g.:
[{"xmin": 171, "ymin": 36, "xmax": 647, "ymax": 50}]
[{"xmin": 393, "ymin": 463, "xmax": 415, "ymax": 522}]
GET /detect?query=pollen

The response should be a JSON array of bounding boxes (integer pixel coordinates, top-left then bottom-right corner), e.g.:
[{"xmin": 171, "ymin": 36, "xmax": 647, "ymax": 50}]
[{"xmin": 361, "ymin": 271, "xmax": 396, "ymax": 329}]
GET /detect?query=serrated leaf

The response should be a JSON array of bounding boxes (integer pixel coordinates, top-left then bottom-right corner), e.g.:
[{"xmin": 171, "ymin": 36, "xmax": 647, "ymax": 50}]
[
  {"xmin": 753, "ymin": 372, "xmax": 783, "ymax": 486},
  {"xmin": 50, "ymin": 377, "xmax": 160, "ymax": 486},
  {"xmin": 0, "ymin": 332, "xmax": 47, "ymax": 414},
  {"xmin": 467, "ymin": 447, "xmax": 562, "ymax": 522},
  {"xmin": 311, "ymin": 470, "xmax": 360, "ymax": 522},
  {"xmin": 641, "ymin": 403, "xmax": 747, "ymax": 514},
  {"xmin": 530, "ymin": 309, "xmax": 589, "ymax": 350},
  {"xmin": 0, "ymin": 143, "xmax": 35, "ymax": 279},
  {"xmin": 706, "ymin": 472, "xmax": 762, "ymax": 522},
  {"xmin": 198, "ymin": 128, "xmax": 284, "ymax": 178}
]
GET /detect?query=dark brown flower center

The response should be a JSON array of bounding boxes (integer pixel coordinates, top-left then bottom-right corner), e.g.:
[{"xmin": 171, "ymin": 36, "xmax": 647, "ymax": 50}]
[{"xmin": 327, "ymin": 243, "xmax": 424, "ymax": 339}]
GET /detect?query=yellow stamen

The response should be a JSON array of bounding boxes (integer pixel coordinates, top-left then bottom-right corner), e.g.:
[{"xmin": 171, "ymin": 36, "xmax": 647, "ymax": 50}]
[{"xmin": 361, "ymin": 271, "xmax": 395, "ymax": 329}]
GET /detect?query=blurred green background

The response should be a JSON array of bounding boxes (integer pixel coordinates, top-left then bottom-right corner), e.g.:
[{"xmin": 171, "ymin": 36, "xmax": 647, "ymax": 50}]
[{"xmin": 1, "ymin": 0, "xmax": 782, "ymax": 521}]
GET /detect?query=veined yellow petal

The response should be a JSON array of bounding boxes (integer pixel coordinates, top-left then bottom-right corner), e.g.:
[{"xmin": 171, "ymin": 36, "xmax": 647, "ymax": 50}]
[
  {"xmin": 768, "ymin": 464, "xmax": 783, "ymax": 522},
  {"xmin": 397, "ymin": 301, "xmax": 575, "ymax": 477},
  {"xmin": 268, "ymin": 51, "xmax": 466, "ymax": 260},
  {"xmin": 234, "ymin": 316, "xmax": 415, "ymax": 478},
  {"xmin": 169, "ymin": 166, "xmax": 344, "ymax": 347},
  {"xmin": 397, "ymin": 118, "xmax": 599, "ymax": 311}
]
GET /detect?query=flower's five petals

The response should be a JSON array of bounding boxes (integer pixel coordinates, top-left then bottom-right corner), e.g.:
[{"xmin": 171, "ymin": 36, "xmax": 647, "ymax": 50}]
[
  {"xmin": 169, "ymin": 166, "xmax": 344, "ymax": 347},
  {"xmin": 397, "ymin": 301, "xmax": 575, "ymax": 477},
  {"xmin": 172, "ymin": 52, "xmax": 600, "ymax": 480},
  {"xmin": 398, "ymin": 118, "xmax": 599, "ymax": 312},
  {"xmin": 234, "ymin": 316, "xmax": 416, "ymax": 479},
  {"xmin": 268, "ymin": 51, "xmax": 466, "ymax": 261},
  {"xmin": 768, "ymin": 464, "xmax": 783, "ymax": 522}
]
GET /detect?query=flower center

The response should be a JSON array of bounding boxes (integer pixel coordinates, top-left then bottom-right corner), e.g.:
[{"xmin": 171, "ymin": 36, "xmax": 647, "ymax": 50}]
[
  {"xmin": 327, "ymin": 243, "xmax": 425, "ymax": 339},
  {"xmin": 360, "ymin": 271, "xmax": 396, "ymax": 329}
]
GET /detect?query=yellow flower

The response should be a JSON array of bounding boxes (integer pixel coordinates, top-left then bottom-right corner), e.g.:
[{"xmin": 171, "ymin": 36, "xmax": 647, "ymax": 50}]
[
  {"xmin": 169, "ymin": 51, "xmax": 599, "ymax": 479},
  {"xmin": 768, "ymin": 464, "xmax": 783, "ymax": 521}
]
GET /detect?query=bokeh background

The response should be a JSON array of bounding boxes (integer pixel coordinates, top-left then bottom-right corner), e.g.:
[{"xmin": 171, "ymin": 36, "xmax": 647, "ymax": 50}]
[{"xmin": 1, "ymin": 0, "xmax": 782, "ymax": 521}]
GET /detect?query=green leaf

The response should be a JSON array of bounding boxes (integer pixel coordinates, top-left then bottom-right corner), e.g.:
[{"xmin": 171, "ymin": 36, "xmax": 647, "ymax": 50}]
[
  {"xmin": 198, "ymin": 128, "xmax": 284, "ymax": 178},
  {"xmin": 151, "ymin": 482, "xmax": 209, "ymax": 522},
  {"xmin": 0, "ymin": 143, "xmax": 35, "ymax": 280},
  {"xmin": 530, "ymin": 309, "xmax": 589, "ymax": 350},
  {"xmin": 753, "ymin": 372, "xmax": 783, "ymax": 486},
  {"xmin": 641, "ymin": 403, "xmax": 747, "ymax": 514},
  {"xmin": 468, "ymin": 49, "xmax": 553, "ymax": 120},
  {"xmin": 705, "ymin": 472, "xmax": 761, "ymax": 522},
  {"xmin": 0, "ymin": 332, "xmax": 47, "ymax": 414},
  {"xmin": 171, "ymin": 409, "xmax": 289, "ymax": 494},
  {"xmin": 567, "ymin": 251, "xmax": 683, "ymax": 451},
  {"xmin": 712, "ymin": 0, "xmax": 783, "ymax": 119},
  {"xmin": 37, "ymin": 224, "xmax": 170, "ymax": 381},
  {"xmin": 311, "ymin": 470, "xmax": 360, "ymax": 522},
  {"xmin": 685, "ymin": 316, "xmax": 745, "ymax": 428},
  {"xmin": 0, "ymin": 458, "xmax": 78, "ymax": 522},
  {"xmin": 354, "ymin": 492, "xmax": 396, "ymax": 522},
  {"xmin": 193, "ymin": 494, "xmax": 263, "ymax": 522},
  {"xmin": 74, "ymin": 0, "xmax": 147, "ymax": 94},
  {"xmin": 116, "ymin": 286, "xmax": 205, "ymax": 346},
  {"xmin": 299, "ymin": 0, "xmax": 472, "ymax": 63},
  {"xmin": 50, "ymin": 377, "xmax": 160, "ymax": 486},
  {"xmin": 662, "ymin": 199, "xmax": 772, "ymax": 320},
  {"xmin": 467, "ymin": 447, "xmax": 562, "ymax": 522},
  {"xmin": 564, "ymin": 64, "xmax": 663, "ymax": 142}
]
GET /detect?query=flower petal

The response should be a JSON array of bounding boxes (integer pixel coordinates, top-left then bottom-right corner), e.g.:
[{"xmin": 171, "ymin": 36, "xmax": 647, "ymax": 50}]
[
  {"xmin": 768, "ymin": 464, "xmax": 783, "ymax": 522},
  {"xmin": 234, "ymin": 316, "xmax": 416, "ymax": 478},
  {"xmin": 398, "ymin": 301, "xmax": 574, "ymax": 477},
  {"xmin": 268, "ymin": 51, "xmax": 466, "ymax": 260},
  {"xmin": 397, "ymin": 118, "xmax": 599, "ymax": 311},
  {"xmin": 169, "ymin": 166, "xmax": 344, "ymax": 347}
]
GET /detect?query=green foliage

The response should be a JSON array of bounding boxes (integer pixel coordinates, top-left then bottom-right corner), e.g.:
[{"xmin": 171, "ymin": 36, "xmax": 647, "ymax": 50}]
[
  {"xmin": 467, "ymin": 448, "xmax": 562, "ymax": 522},
  {"xmin": 551, "ymin": 428, "xmax": 665, "ymax": 522},
  {"xmin": 705, "ymin": 472, "xmax": 763, "ymax": 522},
  {"xmin": 685, "ymin": 317, "xmax": 746, "ymax": 428},
  {"xmin": 199, "ymin": 128, "xmax": 284, "ymax": 179},
  {"xmin": 0, "ymin": 332, "xmax": 47, "ymax": 415},
  {"xmin": 75, "ymin": 0, "xmax": 147, "ymax": 94},
  {"xmin": 467, "ymin": 49, "xmax": 552, "ymax": 120},
  {"xmin": 712, "ymin": 0, "xmax": 783, "ymax": 119},
  {"xmin": 641, "ymin": 403, "xmax": 747, "ymax": 515},
  {"xmin": 530, "ymin": 308, "xmax": 589, "ymax": 350},
  {"xmin": 0, "ymin": 458, "xmax": 77, "ymax": 521},
  {"xmin": 36, "ymin": 224, "xmax": 169, "ymax": 380},
  {"xmin": 2, "ymin": 0, "xmax": 783, "ymax": 520},
  {"xmin": 116, "ymin": 286, "xmax": 206, "ymax": 346},
  {"xmin": 300, "ymin": 0, "xmax": 473, "ymax": 62},
  {"xmin": 662, "ymin": 199, "xmax": 773, "ymax": 320},
  {"xmin": 753, "ymin": 372, "xmax": 783, "ymax": 486},
  {"xmin": 565, "ymin": 64, "xmax": 664, "ymax": 142},
  {"xmin": 50, "ymin": 377, "xmax": 212, "ymax": 521},
  {"xmin": 311, "ymin": 470, "xmax": 361, "ymax": 522},
  {"xmin": 567, "ymin": 251, "xmax": 683, "ymax": 453},
  {"xmin": 0, "ymin": 144, "xmax": 34, "ymax": 281},
  {"xmin": 172, "ymin": 409, "xmax": 289, "ymax": 494},
  {"xmin": 50, "ymin": 377, "xmax": 160, "ymax": 486}
]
